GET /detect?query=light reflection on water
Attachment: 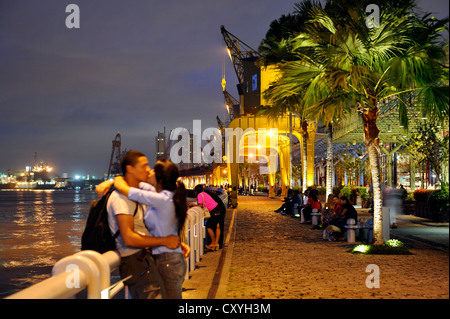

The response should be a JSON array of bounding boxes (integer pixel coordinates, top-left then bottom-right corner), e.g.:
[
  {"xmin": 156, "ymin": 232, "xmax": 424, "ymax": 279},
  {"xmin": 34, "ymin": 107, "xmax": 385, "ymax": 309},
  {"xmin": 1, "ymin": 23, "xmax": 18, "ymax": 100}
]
[{"xmin": 0, "ymin": 189, "xmax": 98, "ymax": 296}]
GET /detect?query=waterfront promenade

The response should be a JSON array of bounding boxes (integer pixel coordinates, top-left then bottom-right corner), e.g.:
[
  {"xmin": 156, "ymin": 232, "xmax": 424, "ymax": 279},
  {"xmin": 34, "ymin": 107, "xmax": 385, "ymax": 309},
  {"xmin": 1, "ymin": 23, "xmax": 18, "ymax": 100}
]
[{"xmin": 182, "ymin": 196, "xmax": 449, "ymax": 299}]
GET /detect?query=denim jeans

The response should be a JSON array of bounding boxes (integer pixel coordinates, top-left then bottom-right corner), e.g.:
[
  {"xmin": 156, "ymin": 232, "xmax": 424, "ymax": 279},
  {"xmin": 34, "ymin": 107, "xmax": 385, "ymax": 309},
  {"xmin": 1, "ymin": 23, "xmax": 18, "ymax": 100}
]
[
  {"xmin": 119, "ymin": 250, "xmax": 165, "ymax": 299},
  {"xmin": 154, "ymin": 252, "xmax": 187, "ymax": 299}
]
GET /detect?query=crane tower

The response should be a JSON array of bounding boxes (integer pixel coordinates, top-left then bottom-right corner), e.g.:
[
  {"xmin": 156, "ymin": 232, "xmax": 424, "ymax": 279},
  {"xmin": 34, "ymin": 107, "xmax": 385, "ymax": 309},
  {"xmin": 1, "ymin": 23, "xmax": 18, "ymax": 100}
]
[
  {"xmin": 220, "ymin": 25, "xmax": 261, "ymax": 116},
  {"xmin": 106, "ymin": 132, "xmax": 122, "ymax": 179}
]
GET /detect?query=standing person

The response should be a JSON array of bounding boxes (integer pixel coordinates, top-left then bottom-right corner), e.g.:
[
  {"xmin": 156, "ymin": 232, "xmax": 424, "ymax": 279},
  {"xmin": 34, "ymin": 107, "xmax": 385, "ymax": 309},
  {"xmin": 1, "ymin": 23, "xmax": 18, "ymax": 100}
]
[
  {"xmin": 194, "ymin": 184, "xmax": 221, "ymax": 251},
  {"xmin": 112, "ymin": 158, "xmax": 188, "ymax": 299},
  {"xmin": 97, "ymin": 150, "xmax": 181, "ymax": 299},
  {"xmin": 204, "ymin": 188, "xmax": 227, "ymax": 249}
]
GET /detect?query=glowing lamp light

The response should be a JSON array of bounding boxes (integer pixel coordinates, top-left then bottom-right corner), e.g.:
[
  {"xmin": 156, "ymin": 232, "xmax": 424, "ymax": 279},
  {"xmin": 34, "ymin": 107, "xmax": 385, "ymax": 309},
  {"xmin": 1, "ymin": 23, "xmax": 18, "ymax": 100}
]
[
  {"xmin": 227, "ymin": 48, "xmax": 232, "ymax": 60},
  {"xmin": 385, "ymin": 239, "xmax": 404, "ymax": 248},
  {"xmin": 352, "ymin": 244, "xmax": 371, "ymax": 254}
]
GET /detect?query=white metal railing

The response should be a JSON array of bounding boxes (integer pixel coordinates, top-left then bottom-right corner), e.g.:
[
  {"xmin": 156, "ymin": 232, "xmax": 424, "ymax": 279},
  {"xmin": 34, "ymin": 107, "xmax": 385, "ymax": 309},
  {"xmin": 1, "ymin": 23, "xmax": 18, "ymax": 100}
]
[
  {"xmin": 184, "ymin": 206, "xmax": 206, "ymax": 280},
  {"xmin": 6, "ymin": 206, "xmax": 206, "ymax": 299},
  {"xmin": 6, "ymin": 250, "xmax": 122, "ymax": 299}
]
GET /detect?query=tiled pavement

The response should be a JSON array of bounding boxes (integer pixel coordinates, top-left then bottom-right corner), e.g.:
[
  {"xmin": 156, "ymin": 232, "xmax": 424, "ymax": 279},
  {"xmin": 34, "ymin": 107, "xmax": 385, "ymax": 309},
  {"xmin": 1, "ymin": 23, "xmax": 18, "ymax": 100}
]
[{"xmin": 182, "ymin": 196, "xmax": 449, "ymax": 299}]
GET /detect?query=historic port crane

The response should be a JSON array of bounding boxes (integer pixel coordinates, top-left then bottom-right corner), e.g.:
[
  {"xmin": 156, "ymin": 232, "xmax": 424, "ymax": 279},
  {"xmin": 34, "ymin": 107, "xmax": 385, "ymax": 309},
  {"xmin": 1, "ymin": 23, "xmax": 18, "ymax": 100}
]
[
  {"xmin": 220, "ymin": 25, "xmax": 259, "ymax": 86},
  {"xmin": 220, "ymin": 25, "xmax": 260, "ymax": 121},
  {"xmin": 106, "ymin": 132, "xmax": 122, "ymax": 179}
]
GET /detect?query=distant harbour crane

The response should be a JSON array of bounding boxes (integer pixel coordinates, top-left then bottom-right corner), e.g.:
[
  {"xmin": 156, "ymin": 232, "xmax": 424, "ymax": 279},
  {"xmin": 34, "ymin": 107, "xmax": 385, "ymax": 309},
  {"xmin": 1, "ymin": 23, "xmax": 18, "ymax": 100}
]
[
  {"xmin": 220, "ymin": 25, "xmax": 260, "ymax": 120},
  {"xmin": 106, "ymin": 132, "xmax": 122, "ymax": 179}
]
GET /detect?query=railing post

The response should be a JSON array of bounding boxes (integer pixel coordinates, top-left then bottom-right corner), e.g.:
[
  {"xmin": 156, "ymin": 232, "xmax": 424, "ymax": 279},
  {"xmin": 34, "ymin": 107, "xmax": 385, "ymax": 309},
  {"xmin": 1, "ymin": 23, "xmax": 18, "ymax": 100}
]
[
  {"xmin": 200, "ymin": 210, "xmax": 205, "ymax": 256},
  {"xmin": 187, "ymin": 209, "xmax": 196, "ymax": 273},
  {"xmin": 74, "ymin": 250, "xmax": 111, "ymax": 293},
  {"xmin": 193, "ymin": 208, "xmax": 200, "ymax": 263},
  {"xmin": 52, "ymin": 254, "xmax": 101, "ymax": 299},
  {"xmin": 182, "ymin": 220, "xmax": 190, "ymax": 281}
]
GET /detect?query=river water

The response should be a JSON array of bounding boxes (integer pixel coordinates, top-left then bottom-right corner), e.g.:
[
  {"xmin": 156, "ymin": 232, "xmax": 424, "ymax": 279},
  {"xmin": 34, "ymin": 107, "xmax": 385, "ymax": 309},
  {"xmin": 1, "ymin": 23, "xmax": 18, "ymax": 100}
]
[{"xmin": 0, "ymin": 189, "xmax": 98, "ymax": 297}]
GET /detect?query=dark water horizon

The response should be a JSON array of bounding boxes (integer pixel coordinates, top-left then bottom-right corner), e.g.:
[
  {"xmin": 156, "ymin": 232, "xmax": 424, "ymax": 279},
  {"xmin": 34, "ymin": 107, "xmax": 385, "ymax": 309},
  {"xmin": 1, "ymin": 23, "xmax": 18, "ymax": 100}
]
[{"xmin": 0, "ymin": 189, "xmax": 98, "ymax": 297}]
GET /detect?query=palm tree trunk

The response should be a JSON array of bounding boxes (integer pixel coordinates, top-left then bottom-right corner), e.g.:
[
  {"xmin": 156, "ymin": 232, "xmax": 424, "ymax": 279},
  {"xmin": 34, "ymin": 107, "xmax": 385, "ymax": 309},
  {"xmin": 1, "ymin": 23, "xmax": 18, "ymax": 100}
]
[
  {"xmin": 326, "ymin": 123, "xmax": 333, "ymax": 198},
  {"xmin": 302, "ymin": 120, "xmax": 308, "ymax": 192},
  {"xmin": 363, "ymin": 108, "xmax": 384, "ymax": 245},
  {"xmin": 302, "ymin": 132, "xmax": 308, "ymax": 192},
  {"xmin": 367, "ymin": 143, "xmax": 384, "ymax": 245}
]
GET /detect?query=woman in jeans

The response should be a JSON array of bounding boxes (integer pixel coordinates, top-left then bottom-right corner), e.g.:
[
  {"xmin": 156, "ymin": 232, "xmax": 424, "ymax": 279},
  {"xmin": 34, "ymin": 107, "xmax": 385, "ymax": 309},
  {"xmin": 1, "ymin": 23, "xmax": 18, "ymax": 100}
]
[{"xmin": 113, "ymin": 159, "xmax": 188, "ymax": 299}]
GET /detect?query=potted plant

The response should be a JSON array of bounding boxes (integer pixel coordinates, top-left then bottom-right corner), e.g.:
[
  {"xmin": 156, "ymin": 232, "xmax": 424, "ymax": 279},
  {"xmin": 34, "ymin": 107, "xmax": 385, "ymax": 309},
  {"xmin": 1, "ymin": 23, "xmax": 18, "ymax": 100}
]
[
  {"xmin": 414, "ymin": 189, "xmax": 434, "ymax": 218},
  {"xmin": 360, "ymin": 191, "xmax": 370, "ymax": 208},
  {"xmin": 340, "ymin": 186, "xmax": 352, "ymax": 198},
  {"xmin": 427, "ymin": 186, "xmax": 449, "ymax": 222},
  {"xmin": 403, "ymin": 192, "xmax": 415, "ymax": 215}
]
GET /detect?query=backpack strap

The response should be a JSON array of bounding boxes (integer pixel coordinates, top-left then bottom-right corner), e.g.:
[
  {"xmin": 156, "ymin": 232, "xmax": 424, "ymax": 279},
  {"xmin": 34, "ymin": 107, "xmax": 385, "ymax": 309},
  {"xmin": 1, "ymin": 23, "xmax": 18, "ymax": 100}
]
[{"xmin": 133, "ymin": 202, "xmax": 139, "ymax": 216}]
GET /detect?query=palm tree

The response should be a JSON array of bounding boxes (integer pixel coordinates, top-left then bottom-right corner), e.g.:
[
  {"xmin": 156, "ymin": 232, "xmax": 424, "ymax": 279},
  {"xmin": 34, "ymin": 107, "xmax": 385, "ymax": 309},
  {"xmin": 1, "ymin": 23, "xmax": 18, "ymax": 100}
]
[
  {"xmin": 262, "ymin": 0, "xmax": 449, "ymax": 245},
  {"xmin": 258, "ymin": 1, "xmax": 322, "ymax": 192}
]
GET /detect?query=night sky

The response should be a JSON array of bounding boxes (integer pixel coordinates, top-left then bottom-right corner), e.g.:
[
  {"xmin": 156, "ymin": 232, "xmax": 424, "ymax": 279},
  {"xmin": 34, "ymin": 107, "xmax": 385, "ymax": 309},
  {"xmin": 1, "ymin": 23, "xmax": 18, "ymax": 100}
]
[{"xmin": 0, "ymin": 0, "xmax": 448, "ymax": 178}]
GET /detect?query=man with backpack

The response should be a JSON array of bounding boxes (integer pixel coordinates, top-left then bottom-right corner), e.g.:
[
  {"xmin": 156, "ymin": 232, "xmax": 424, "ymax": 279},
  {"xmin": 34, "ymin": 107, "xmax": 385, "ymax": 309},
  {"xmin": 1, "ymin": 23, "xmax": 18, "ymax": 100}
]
[{"xmin": 96, "ymin": 150, "xmax": 181, "ymax": 299}]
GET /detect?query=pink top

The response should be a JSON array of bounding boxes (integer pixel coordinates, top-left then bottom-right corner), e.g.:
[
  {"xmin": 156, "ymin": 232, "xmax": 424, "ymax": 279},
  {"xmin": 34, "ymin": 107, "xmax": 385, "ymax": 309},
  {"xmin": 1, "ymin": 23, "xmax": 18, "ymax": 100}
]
[{"xmin": 197, "ymin": 192, "xmax": 218, "ymax": 211}]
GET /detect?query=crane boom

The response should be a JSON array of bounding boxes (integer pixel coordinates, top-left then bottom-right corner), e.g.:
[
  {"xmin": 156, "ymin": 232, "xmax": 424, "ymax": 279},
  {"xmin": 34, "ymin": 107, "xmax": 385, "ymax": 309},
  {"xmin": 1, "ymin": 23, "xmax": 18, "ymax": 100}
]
[
  {"xmin": 220, "ymin": 25, "xmax": 259, "ymax": 85},
  {"xmin": 223, "ymin": 89, "xmax": 239, "ymax": 121}
]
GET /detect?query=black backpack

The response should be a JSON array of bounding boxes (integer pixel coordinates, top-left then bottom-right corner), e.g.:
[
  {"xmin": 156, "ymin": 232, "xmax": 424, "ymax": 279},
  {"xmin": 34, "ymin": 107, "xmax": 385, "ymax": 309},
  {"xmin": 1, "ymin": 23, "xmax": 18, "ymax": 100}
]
[{"xmin": 81, "ymin": 188, "xmax": 120, "ymax": 253}]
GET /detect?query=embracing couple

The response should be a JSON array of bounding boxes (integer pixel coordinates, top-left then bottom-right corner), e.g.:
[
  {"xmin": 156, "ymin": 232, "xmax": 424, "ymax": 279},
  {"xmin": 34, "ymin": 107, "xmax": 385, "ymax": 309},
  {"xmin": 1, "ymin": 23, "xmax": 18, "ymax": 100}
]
[{"xmin": 96, "ymin": 150, "xmax": 190, "ymax": 299}]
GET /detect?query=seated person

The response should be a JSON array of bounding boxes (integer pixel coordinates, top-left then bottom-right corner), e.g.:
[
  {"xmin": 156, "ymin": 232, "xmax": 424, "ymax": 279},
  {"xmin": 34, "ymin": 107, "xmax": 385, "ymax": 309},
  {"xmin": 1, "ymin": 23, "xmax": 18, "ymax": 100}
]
[
  {"xmin": 274, "ymin": 189, "xmax": 295, "ymax": 215},
  {"xmin": 341, "ymin": 196, "xmax": 358, "ymax": 221},
  {"xmin": 329, "ymin": 196, "xmax": 357, "ymax": 231},
  {"xmin": 301, "ymin": 189, "xmax": 320, "ymax": 223},
  {"xmin": 322, "ymin": 195, "xmax": 342, "ymax": 227},
  {"xmin": 292, "ymin": 190, "xmax": 302, "ymax": 217},
  {"xmin": 325, "ymin": 194, "xmax": 334, "ymax": 212},
  {"xmin": 309, "ymin": 190, "xmax": 321, "ymax": 213}
]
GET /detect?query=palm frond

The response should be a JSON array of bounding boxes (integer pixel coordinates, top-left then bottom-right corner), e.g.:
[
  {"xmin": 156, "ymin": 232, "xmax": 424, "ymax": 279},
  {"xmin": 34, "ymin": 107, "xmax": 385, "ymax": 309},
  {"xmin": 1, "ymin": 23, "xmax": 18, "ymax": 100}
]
[{"xmin": 417, "ymin": 85, "xmax": 450, "ymax": 121}]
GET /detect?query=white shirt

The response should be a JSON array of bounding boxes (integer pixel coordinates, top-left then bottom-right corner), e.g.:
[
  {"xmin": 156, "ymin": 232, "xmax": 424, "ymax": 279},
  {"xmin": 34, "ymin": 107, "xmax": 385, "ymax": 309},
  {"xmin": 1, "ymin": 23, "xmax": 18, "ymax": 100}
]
[{"xmin": 107, "ymin": 190, "xmax": 149, "ymax": 257}]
